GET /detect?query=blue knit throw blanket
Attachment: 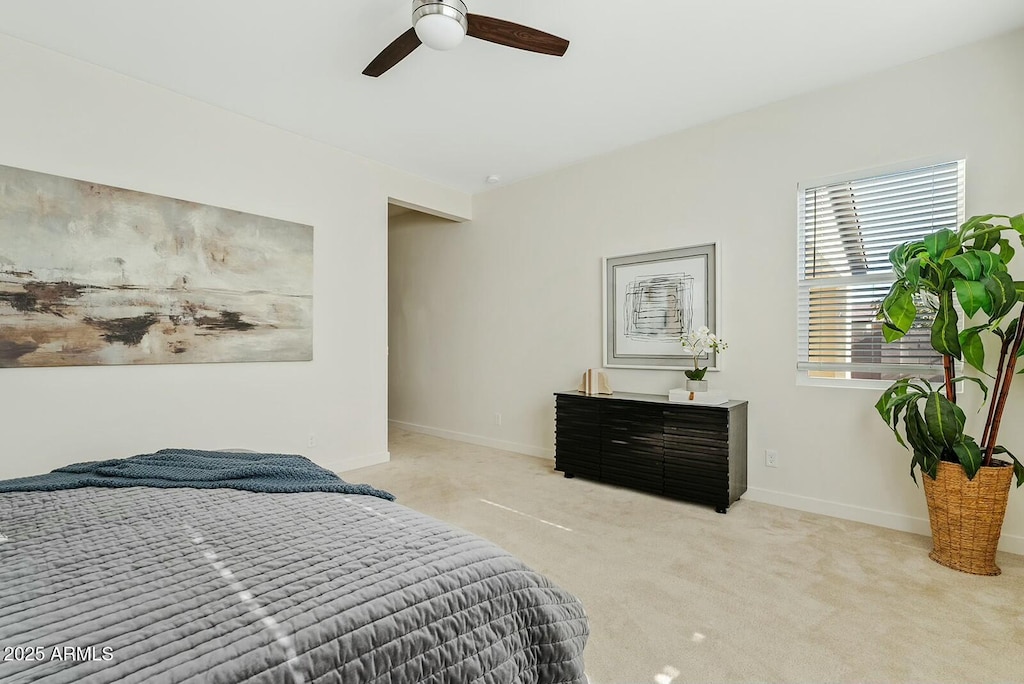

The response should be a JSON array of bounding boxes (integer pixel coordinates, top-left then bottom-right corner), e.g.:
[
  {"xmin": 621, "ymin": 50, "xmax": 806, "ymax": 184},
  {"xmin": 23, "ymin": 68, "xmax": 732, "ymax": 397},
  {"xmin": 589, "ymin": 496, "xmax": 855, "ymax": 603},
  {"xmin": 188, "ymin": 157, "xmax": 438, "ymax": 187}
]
[{"xmin": 0, "ymin": 448, "xmax": 395, "ymax": 501}]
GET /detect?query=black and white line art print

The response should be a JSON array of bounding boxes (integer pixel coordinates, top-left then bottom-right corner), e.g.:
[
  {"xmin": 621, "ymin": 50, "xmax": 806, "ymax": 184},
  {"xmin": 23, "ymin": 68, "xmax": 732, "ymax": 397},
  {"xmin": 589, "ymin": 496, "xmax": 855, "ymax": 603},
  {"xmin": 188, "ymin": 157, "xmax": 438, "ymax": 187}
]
[
  {"xmin": 603, "ymin": 244, "xmax": 718, "ymax": 370},
  {"xmin": 622, "ymin": 273, "xmax": 695, "ymax": 342}
]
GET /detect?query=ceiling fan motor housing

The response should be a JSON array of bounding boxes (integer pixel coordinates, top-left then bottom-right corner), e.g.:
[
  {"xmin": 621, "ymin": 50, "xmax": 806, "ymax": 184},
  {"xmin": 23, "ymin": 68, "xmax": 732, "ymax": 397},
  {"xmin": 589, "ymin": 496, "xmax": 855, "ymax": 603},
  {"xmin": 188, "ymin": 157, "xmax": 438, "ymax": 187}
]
[
  {"xmin": 413, "ymin": 0, "xmax": 469, "ymax": 50},
  {"xmin": 364, "ymin": 0, "xmax": 568, "ymax": 76}
]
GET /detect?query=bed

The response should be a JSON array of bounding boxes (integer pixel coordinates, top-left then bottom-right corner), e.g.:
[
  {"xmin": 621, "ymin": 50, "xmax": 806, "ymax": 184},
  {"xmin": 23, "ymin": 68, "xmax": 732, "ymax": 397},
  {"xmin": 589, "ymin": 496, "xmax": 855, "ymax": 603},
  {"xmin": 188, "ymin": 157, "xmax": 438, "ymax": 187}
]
[{"xmin": 0, "ymin": 451, "xmax": 588, "ymax": 683}]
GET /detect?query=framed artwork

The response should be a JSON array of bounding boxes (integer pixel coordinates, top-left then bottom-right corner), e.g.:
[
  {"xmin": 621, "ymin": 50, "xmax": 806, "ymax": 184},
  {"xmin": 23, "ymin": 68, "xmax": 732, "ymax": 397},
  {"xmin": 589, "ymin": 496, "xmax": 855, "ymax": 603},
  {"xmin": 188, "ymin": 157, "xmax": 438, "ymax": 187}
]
[
  {"xmin": 603, "ymin": 243, "xmax": 720, "ymax": 370},
  {"xmin": 0, "ymin": 163, "xmax": 313, "ymax": 369}
]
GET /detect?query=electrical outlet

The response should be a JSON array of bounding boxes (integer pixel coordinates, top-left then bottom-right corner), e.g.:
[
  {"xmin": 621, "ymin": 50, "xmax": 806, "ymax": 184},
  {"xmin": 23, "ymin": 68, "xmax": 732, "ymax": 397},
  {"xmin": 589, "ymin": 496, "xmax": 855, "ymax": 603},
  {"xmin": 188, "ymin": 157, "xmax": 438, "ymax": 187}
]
[
  {"xmin": 494, "ymin": 413, "xmax": 502, "ymax": 426},
  {"xmin": 308, "ymin": 433, "xmax": 317, "ymax": 448},
  {"xmin": 765, "ymin": 449, "xmax": 779, "ymax": 468}
]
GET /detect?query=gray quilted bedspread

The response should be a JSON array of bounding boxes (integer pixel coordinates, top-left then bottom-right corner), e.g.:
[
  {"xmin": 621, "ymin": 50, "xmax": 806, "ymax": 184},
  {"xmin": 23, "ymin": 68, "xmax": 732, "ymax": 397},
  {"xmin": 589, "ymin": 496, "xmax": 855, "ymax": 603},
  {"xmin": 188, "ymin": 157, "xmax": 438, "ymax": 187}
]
[{"xmin": 0, "ymin": 487, "xmax": 588, "ymax": 683}]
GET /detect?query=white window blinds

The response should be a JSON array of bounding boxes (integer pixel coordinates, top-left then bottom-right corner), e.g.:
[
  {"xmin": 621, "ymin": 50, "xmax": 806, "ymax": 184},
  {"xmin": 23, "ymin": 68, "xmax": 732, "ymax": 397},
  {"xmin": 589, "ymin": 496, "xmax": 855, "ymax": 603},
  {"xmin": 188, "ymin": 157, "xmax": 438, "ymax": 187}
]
[{"xmin": 797, "ymin": 160, "xmax": 965, "ymax": 381}]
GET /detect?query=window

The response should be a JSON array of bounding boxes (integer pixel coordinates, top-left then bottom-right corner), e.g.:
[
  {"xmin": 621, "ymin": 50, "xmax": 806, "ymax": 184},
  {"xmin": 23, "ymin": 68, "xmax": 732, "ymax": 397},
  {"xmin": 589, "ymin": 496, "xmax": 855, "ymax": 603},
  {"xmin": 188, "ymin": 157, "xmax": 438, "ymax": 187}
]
[{"xmin": 797, "ymin": 160, "xmax": 965, "ymax": 384}]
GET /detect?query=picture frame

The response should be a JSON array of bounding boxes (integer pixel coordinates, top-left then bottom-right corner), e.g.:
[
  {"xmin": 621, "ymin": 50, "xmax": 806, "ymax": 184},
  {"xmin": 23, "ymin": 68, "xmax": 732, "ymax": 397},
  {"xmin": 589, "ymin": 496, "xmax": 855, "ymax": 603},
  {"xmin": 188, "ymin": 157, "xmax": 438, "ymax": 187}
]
[
  {"xmin": 603, "ymin": 243, "xmax": 720, "ymax": 370},
  {"xmin": 0, "ymin": 163, "xmax": 313, "ymax": 369}
]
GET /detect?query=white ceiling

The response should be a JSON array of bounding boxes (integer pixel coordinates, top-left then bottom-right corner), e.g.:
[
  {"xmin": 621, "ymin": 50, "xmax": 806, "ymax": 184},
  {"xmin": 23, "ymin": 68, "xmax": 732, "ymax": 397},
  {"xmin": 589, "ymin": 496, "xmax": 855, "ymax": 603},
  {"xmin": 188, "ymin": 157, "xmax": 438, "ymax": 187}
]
[{"xmin": 2, "ymin": 1, "xmax": 1023, "ymax": 193}]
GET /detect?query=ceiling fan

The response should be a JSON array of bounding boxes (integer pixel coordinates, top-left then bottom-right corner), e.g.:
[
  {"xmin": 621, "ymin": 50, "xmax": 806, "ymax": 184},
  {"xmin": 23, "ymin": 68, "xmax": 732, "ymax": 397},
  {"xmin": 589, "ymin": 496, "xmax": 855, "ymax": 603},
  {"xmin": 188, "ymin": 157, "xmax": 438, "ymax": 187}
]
[{"xmin": 363, "ymin": 0, "xmax": 570, "ymax": 77}]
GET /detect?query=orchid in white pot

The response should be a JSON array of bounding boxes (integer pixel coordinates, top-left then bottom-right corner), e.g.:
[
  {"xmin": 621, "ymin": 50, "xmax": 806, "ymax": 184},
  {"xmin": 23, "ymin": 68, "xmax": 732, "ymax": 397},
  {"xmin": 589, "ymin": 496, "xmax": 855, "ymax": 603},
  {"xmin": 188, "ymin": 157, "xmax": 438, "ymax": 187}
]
[{"xmin": 681, "ymin": 325, "xmax": 727, "ymax": 384}]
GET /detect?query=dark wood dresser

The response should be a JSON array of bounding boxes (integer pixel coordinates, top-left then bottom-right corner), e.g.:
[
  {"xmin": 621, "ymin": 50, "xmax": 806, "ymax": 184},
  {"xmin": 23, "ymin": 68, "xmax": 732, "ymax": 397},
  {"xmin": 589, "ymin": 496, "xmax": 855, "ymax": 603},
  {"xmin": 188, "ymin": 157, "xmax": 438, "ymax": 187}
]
[{"xmin": 553, "ymin": 391, "xmax": 748, "ymax": 513}]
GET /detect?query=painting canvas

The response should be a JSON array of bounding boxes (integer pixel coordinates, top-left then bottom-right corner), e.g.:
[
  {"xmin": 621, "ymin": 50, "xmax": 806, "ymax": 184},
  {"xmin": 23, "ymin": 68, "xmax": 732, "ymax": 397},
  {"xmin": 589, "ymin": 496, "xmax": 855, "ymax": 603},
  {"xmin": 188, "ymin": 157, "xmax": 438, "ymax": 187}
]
[
  {"xmin": 603, "ymin": 244, "xmax": 718, "ymax": 369},
  {"xmin": 0, "ymin": 164, "xmax": 313, "ymax": 368}
]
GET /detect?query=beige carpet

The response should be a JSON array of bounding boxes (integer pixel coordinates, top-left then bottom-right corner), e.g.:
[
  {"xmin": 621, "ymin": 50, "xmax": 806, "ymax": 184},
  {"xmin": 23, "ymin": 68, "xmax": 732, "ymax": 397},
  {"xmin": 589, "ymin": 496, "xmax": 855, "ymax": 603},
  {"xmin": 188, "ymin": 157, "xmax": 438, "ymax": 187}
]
[{"xmin": 345, "ymin": 428, "xmax": 1024, "ymax": 684}]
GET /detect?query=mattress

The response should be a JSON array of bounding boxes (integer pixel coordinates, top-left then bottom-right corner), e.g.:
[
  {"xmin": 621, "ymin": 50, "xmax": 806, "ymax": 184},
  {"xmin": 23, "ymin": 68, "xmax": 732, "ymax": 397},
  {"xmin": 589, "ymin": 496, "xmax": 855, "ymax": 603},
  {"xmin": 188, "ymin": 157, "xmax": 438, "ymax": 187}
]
[{"xmin": 0, "ymin": 486, "xmax": 588, "ymax": 683}]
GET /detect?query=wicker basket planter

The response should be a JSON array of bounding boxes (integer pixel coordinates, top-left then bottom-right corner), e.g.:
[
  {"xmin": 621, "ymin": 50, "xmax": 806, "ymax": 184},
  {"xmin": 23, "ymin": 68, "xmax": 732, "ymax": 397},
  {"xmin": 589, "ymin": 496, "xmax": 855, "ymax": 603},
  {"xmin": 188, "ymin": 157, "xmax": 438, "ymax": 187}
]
[{"xmin": 922, "ymin": 460, "xmax": 1014, "ymax": 576}]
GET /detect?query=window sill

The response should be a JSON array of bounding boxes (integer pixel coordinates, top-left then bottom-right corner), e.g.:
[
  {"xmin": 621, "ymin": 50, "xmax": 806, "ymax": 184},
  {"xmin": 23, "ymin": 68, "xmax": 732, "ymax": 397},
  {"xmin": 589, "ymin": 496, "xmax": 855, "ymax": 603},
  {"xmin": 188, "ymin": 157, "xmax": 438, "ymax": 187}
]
[{"xmin": 795, "ymin": 374, "xmax": 903, "ymax": 391}]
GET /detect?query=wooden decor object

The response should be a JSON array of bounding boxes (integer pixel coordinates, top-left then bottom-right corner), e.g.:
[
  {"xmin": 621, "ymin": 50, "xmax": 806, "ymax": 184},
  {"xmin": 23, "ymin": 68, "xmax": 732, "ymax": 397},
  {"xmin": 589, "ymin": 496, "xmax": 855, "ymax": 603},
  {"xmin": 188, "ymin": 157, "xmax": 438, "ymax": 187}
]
[{"xmin": 577, "ymin": 369, "xmax": 612, "ymax": 396}]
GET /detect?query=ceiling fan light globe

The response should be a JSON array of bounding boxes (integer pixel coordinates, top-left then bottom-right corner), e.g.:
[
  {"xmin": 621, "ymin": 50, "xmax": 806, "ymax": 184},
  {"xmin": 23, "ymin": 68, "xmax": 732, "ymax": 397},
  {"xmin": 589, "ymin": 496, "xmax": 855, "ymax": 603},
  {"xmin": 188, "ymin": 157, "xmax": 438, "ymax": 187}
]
[{"xmin": 414, "ymin": 13, "xmax": 466, "ymax": 51}]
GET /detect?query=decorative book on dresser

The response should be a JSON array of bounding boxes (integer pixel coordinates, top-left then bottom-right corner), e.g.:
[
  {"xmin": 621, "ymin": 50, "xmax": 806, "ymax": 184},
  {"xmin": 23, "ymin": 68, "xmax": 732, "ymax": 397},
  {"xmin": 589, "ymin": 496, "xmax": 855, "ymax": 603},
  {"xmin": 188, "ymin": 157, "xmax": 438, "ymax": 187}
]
[{"xmin": 553, "ymin": 391, "xmax": 748, "ymax": 513}]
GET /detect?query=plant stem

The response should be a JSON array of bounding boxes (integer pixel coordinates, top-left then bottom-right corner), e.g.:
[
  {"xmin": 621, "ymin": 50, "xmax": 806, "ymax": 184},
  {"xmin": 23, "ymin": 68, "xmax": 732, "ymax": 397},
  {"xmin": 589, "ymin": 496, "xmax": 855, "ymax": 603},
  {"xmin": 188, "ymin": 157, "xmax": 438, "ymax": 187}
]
[
  {"xmin": 981, "ymin": 335, "xmax": 1011, "ymax": 461},
  {"xmin": 943, "ymin": 355, "xmax": 957, "ymax": 403},
  {"xmin": 984, "ymin": 315, "xmax": 1024, "ymax": 465}
]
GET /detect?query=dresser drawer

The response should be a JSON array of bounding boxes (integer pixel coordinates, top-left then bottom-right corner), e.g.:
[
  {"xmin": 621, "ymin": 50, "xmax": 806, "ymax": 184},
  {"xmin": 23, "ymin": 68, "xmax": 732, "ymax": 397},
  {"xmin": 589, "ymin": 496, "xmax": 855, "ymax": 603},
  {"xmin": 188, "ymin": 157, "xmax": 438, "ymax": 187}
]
[
  {"xmin": 664, "ymin": 433, "xmax": 729, "ymax": 460},
  {"xmin": 598, "ymin": 456, "xmax": 663, "ymax": 493},
  {"xmin": 554, "ymin": 392, "xmax": 747, "ymax": 513}
]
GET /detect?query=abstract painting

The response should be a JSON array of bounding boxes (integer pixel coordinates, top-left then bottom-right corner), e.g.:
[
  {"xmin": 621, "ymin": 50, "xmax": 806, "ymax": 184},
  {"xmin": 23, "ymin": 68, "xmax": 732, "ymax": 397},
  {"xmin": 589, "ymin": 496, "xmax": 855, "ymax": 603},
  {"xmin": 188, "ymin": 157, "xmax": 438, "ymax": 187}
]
[
  {"xmin": 603, "ymin": 244, "xmax": 718, "ymax": 369},
  {"xmin": 0, "ymin": 164, "xmax": 313, "ymax": 368}
]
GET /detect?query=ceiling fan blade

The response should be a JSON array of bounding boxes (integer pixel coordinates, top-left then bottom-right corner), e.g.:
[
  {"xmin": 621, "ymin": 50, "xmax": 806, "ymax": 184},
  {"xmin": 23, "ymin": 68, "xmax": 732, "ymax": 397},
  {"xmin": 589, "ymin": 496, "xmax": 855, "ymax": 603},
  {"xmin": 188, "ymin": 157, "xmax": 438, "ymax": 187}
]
[
  {"xmin": 466, "ymin": 14, "xmax": 569, "ymax": 57},
  {"xmin": 363, "ymin": 28, "xmax": 421, "ymax": 77}
]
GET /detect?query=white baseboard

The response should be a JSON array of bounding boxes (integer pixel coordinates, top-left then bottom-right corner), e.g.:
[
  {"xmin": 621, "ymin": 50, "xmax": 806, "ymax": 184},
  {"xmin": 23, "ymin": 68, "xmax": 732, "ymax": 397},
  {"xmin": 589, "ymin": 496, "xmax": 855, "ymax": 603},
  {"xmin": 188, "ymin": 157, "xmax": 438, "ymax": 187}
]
[
  {"xmin": 320, "ymin": 450, "xmax": 390, "ymax": 474},
  {"xmin": 384, "ymin": 421, "xmax": 1024, "ymax": 556},
  {"xmin": 744, "ymin": 486, "xmax": 1024, "ymax": 556},
  {"xmin": 388, "ymin": 420, "xmax": 554, "ymax": 460}
]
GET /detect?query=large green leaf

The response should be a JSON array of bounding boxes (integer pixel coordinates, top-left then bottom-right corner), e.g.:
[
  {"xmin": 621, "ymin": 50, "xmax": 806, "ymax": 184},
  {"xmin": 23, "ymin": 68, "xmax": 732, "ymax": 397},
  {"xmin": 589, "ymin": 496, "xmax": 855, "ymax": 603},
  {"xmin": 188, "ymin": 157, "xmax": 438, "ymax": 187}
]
[
  {"xmin": 904, "ymin": 257, "xmax": 923, "ymax": 287},
  {"xmin": 881, "ymin": 322, "xmax": 906, "ymax": 343},
  {"xmin": 953, "ymin": 438, "xmax": 983, "ymax": 480},
  {"xmin": 952, "ymin": 397, "xmax": 966, "ymax": 432},
  {"xmin": 915, "ymin": 449, "xmax": 940, "ymax": 481},
  {"xmin": 1015, "ymin": 318, "xmax": 1024, "ymax": 372},
  {"xmin": 998, "ymin": 239, "xmax": 1016, "ymax": 265},
  {"xmin": 878, "ymin": 281, "xmax": 900, "ymax": 318},
  {"xmin": 922, "ymin": 456, "xmax": 939, "ymax": 480},
  {"xmin": 947, "ymin": 375, "xmax": 990, "ymax": 403},
  {"xmin": 1006, "ymin": 317, "xmax": 1019, "ymax": 340},
  {"xmin": 874, "ymin": 392, "xmax": 892, "ymax": 424},
  {"xmin": 974, "ymin": 229, "xmax": 1000, "ymax": 252},
  {"xmin": 948, "ymin": 252, "xmax": 983, "ymax": 280},
  {"xmin": 981, "ymin": 270, "xmax": 1018, "ymax": 318},
  {"xmin": 1010, "ymin": 318, "xmax": 1023, "ymax": 361},
  {"xmin": 906, "ymin": 406, "xmax": 939, "ymax": 462},
  {"xmin": 975, "ymin": 251, "xmax": 1005, "ymax": 275},
  {"xmin": 889, "ymin": 403, "xmax": 912, "ymax": 448},
  {"xmin": 924, "ymin": 392, "xmax": 963, "ymax": 449},
  {"xmin": 953, "ymin": 278, "xmax": 990, "ymax": 318},
  {"xmin": 1010, "ymin": 213, "xmax": 1024, "ymax": 236},
  {"xmin": 889, "ymin": 243, "xmax": 909, "ymax": 275},
  {"xmin": 879, "ymin": 391, "xmax": 923, "ymax": 449},
  {"xmin": 909, "ymin": 452, "xmax": 922, "ymax": 485},
  {"xmin": 876, "ymin": 379, "xmax": 910, "ymax": 414},
  {"xmin": 888, "ymin": 243, "xmax": 927, "ymax": 276},
  {"xmin": 957, "ymin": 327, "xmax": 986, "ymax": 373},
  {"xmin": 962, "ymin": 214, "xmax": 998, "ymax": 233},
  {"xmin": 882, "ymin": 283, "xmax": 916, "ymax": 334},
  {"xmin": 876, "ymin": 379, "xmax": 921, "ymax": 413},
  {"xmin": 992, "ymin": 446, "xmax": 1024, "ymax": 487},
  {"xmin": 930, "ymin": 292, "xmax": 961, "ymax": 358},
  {"xmin": 924, "ymin": 229, "xmax": 959, "ymax": 260}
]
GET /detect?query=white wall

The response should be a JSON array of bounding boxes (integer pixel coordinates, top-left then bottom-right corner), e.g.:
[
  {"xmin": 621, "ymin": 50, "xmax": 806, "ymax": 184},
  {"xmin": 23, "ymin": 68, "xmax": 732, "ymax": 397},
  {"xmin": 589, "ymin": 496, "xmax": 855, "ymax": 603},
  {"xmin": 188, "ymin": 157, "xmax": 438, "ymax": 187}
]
[
  {"xmin": 389, "ymin": 29, "xmax": 1024, "ymax": 552},
  {"xmin": 0, "ymin": 34, "xmax": 470, "ymax": 479}
]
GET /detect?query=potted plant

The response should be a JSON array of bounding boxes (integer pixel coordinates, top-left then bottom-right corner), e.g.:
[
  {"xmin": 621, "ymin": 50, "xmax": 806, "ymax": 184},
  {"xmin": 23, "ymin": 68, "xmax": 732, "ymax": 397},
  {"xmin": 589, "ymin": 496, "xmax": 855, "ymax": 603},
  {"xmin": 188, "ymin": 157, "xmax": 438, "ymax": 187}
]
[
  {"xmin": 680, "ymin": 325, "xmax": 727, "ymax": 392},
  {"xmin": 876, "ymin": 213, "xmax": 1024, "ymax": 575}
]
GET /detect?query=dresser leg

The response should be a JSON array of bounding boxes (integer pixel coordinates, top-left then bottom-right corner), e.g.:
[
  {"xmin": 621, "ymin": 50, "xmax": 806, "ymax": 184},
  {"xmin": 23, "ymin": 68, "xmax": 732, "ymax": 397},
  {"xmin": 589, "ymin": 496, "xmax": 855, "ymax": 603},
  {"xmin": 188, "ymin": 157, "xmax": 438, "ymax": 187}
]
[
  {"xmin": 715, "ymin": 506, "xmax": 727, "ymax": 514},
  {"xmin": 564, "ymin": 473, "xmax": 575, "ymax": 479}
]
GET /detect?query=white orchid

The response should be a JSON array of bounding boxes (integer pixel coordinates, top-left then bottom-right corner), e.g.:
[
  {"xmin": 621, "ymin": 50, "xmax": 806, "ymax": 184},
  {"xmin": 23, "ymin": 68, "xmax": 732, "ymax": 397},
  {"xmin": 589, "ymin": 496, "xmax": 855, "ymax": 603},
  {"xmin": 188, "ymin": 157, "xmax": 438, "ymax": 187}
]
[{"xmin": 680, "ymin": 325, "xmax": 727, "ymax": 380}]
